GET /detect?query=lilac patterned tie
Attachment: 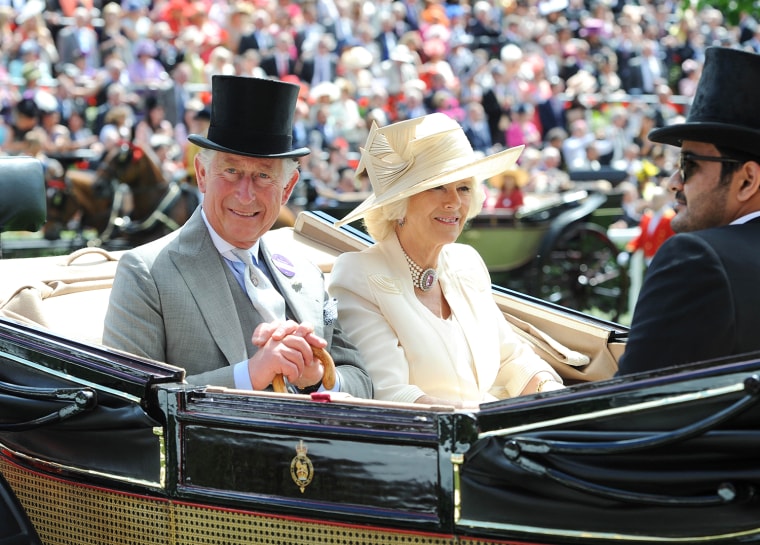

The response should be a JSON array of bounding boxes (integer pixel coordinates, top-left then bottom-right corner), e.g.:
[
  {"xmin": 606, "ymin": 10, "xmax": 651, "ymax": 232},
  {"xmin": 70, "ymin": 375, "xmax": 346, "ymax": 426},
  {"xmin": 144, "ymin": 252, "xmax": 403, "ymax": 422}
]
[{"xmin": 231, "ymin": 248, "xmax": 286, "ymax": 322}]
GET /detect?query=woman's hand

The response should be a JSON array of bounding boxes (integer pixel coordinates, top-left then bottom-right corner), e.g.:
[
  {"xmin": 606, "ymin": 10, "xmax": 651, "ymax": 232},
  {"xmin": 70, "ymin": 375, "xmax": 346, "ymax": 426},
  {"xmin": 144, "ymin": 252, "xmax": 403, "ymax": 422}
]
[{"xmin": 522, "ymin": 372, "xmax": 564, "ymax": 395}]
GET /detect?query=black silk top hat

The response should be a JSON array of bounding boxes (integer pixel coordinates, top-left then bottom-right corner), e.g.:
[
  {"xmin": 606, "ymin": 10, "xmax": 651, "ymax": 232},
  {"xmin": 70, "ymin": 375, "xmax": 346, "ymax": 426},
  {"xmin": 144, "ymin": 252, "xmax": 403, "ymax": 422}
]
[
  {"xmin": 649, "ymin": 47, "xmax": 760, "ymax": 156},
  {"xmin": 188, "ymin": 76, "xmax": 310, "ymax": 159}
]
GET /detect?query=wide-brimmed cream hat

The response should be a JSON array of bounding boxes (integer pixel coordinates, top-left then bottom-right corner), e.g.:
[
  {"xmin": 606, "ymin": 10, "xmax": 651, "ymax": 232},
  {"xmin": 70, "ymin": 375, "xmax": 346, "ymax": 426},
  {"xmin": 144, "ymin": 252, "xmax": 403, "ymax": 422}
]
[
  {"xmin": 310, "ymin": 81, "xmax": 340, "ymax": 102},
  {"xmin": 335, "ymin": 113, "xmax": 524, "ymax": 227},
  {"xmin": 490, "ymin": 168, "xmax": 529, "ymax": 189},
  {"xmin": 340, "ymin": 46, "xmax": 374, "ymax": 70}
]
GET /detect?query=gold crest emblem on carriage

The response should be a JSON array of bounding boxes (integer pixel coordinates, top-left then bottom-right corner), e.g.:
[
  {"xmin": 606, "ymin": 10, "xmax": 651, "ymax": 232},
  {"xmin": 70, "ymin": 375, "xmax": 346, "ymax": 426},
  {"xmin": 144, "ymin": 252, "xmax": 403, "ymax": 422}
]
[{"xmin": 290, "ymin": 440, "xmax": 314, "ymax": 493}]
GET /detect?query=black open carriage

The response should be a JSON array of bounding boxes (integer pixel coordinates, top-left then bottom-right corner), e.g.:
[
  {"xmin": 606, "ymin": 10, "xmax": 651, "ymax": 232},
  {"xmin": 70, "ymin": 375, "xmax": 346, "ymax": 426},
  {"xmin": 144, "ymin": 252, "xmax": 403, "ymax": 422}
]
[
  {"xmin": 459, "ymin": 184, "xmax": 629, "ymax": 322},
  {"xmin": 2, "ymin": 157, "xmax": 760, "ymax": 544}
]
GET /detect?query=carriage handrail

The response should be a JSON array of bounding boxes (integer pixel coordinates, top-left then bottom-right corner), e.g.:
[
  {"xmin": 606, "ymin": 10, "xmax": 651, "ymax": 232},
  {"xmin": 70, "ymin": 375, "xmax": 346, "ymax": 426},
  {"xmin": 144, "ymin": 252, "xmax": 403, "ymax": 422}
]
[
  {"xmin": 514, "ymin": 190, "xmax": 589, "ymax": 221},
  {"xmin": 0, "ymin": 380, "xmax": 97, "ymax": 431},
  {"xmin": 502, "ymin": 451, "xmax": 749, "ymax": 506},
  {"xmin": 503, "ymin": 375, "xmax": 760, "ymax": 456},
  {"xmin": 495, "ymin": 375, "xmax": 760, "ymax": 505}
]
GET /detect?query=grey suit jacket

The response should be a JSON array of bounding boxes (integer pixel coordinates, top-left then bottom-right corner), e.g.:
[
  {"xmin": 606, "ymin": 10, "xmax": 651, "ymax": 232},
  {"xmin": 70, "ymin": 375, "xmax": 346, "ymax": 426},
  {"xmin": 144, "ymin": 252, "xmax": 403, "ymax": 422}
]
[{"xmin": 103, "ymin": 208, "xmax": 372, "ymax": 397}]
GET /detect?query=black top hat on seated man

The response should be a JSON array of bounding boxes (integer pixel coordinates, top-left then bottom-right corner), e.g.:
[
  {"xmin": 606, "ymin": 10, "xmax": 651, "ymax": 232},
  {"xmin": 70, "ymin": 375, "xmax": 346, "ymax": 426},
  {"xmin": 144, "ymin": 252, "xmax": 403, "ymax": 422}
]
[
  {"xmin": 649, "ymin": 47, "xmax": 760, "ymax": 157},
  {"xmin": 188, "ymin": 76, "xmax": 310, "ymax": 159}
]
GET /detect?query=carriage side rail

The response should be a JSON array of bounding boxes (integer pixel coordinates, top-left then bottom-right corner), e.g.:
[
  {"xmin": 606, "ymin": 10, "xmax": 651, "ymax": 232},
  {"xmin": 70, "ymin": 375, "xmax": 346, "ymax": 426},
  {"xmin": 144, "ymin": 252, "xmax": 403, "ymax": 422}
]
[{"xmin": 482, "ymin": 375, "xmax": 760, "ymax": 506}]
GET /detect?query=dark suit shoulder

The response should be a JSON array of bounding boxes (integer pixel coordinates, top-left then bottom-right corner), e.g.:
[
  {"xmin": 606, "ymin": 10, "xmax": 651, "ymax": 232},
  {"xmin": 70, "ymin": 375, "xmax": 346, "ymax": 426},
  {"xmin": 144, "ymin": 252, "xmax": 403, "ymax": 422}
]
[
  {"xmin": 664, "ymin": 222, "xmax": 760, "ymax": 263},
  {"xmin": 617, "ymin": 225, "xmax": 760, "ymax": 376},
  {"xmin": 645, "ymin": 231, "xmax": 723, "ymax": 273},
  {"xmin": 237, "ymin": 33, "xmax": 260, "ymax": 54}
]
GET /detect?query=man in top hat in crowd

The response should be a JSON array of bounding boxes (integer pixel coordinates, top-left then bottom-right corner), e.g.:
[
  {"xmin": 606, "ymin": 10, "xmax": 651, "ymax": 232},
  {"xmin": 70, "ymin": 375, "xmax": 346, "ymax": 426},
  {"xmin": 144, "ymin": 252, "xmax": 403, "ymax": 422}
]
[
  {"xmin": 103, "ymin": 76, "xmax": 372, "ymax": 398},
  {"xmin": 616, "ymin": 47, "xmax": 760, "ymax": 376}
]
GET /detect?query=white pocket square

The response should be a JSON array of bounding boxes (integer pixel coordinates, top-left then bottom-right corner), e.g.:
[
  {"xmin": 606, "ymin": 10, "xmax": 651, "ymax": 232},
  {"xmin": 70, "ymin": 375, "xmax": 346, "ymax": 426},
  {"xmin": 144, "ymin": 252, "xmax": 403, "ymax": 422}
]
[{"xmin": 323, "ymin": 297, "xmax": 338, "ymax": 326}]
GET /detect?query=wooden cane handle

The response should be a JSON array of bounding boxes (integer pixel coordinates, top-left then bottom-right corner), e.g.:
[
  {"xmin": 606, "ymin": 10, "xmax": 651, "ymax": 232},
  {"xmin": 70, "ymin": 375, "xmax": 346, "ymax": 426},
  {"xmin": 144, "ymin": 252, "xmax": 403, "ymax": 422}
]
[
  {"xmin": 314, "ymin": 346, "xmax": 336, "ymax": 390},
  {"xmin": 272, "ymin": 374, "xmax": 287, "ymax": 393},
  {"xmin": 272, "ymin": 346, "xmax": 336, "ymax": 393}
]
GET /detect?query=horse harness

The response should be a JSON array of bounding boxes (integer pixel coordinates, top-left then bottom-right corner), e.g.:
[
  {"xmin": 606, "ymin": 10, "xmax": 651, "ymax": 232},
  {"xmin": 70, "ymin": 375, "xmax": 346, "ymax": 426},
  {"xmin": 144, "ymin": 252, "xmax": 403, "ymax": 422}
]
[{"xmin": 99, "ymin": 181, "xmax": 198, "ymax": 244}]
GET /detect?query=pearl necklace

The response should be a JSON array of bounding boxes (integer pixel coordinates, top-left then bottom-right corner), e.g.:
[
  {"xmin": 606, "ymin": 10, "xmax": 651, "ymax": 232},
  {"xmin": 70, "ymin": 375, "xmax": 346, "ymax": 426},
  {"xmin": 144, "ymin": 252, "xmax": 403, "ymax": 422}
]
[{"xmin": 401, "ymin": 246, "xmax": 438, "ymax": 292}]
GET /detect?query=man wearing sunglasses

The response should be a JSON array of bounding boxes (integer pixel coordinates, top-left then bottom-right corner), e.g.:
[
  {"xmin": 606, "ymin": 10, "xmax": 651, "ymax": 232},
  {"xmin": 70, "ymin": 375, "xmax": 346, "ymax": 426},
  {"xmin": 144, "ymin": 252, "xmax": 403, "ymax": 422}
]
[{"xmin": 617, "ymin": 47, "xmax": 760, "ymax": 376}]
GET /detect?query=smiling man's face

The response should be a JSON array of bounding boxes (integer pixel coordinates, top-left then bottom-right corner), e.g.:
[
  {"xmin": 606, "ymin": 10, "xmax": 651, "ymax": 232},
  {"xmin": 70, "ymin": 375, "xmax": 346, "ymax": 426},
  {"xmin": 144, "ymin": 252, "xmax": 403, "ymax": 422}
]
[{"xmin": 197, "ymin": 151, "xmax": 298, "ymax": 248}]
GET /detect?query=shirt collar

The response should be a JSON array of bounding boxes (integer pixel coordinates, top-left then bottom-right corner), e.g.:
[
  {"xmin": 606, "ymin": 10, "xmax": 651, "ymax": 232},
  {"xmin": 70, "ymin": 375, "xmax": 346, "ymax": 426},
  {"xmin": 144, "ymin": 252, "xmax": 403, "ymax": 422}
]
[
  {"xmin": 731, "ymin": 211, "xmax": 760, "ymax": 225},
  {"xmin": 201, "ymin": 208, "xmax": 261, "ymax": 260}
]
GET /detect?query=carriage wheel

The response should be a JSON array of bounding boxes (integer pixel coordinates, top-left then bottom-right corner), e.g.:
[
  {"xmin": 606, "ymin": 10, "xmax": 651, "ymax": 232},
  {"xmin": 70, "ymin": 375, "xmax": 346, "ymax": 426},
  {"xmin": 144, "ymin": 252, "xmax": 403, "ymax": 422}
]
[{"xmin": 532, "ymin": 223, "xmax": 629, "ymax": 322}]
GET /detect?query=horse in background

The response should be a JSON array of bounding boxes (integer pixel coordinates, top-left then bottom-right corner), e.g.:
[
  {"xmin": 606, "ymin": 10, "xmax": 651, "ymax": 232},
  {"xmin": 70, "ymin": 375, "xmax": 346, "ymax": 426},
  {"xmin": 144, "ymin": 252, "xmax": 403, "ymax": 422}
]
[
  {"xmin": 43, "ymin": 160, "xmax": 107, "ymax": 242},
  {"xmin": 95, "ymin": 142, "xmax": 203, "ymax": 248},
  {"xmin": 44, "ymin": 142, "xmax": 201, "ymax": 249},
  {"xmin": 43, "ymin": 142, "xmax": 298, "ymax": 249}
]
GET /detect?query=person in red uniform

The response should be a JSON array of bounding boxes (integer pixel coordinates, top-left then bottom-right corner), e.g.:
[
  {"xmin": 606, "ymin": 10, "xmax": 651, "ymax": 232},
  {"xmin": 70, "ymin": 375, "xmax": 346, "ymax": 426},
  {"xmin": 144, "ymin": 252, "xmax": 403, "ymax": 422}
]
[
  {"xmin": 624, "ymin": 185, "xmax": 675, "ymax": 266},
  {"xmin": 490, "ymin": 169, "xmax": 527, "ymax": 211}
]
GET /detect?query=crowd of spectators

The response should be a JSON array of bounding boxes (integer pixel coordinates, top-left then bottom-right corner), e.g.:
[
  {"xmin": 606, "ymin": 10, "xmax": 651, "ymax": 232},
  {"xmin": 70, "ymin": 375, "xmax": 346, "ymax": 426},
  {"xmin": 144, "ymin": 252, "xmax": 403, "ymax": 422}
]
[{"xmin": 1, "ymin": 0, "xmax": 758, "ymax": 214}]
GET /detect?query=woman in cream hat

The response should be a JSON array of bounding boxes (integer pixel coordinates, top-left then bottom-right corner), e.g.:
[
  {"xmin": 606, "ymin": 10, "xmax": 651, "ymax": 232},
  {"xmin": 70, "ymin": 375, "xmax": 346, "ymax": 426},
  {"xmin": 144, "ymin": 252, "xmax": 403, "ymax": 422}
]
[
  {"xmin": 489, "ymin": 168, "xmax": 529, "ymax": 211},
  {"xmin": 328, "ymin": 113, "xmax": 563, "ymax": 408}
]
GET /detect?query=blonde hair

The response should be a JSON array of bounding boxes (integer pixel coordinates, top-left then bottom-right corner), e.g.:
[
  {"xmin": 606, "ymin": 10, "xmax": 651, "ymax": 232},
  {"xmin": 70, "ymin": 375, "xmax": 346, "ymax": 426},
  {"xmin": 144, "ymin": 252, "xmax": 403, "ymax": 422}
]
[
  {"xmin": 104, "ymin": 105, "xmax": 131, "ymax": 125},
  {"xmin": 363, "ymin": 177, "xmax": 485, "ymax": 241}
]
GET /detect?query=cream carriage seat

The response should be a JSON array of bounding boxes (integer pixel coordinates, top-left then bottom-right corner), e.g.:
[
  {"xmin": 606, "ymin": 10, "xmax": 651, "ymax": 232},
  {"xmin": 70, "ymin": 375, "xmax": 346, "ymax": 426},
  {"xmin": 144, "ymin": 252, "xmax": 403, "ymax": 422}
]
[
  {"xmin": 0, "ymin": 212, "xmax": 621, "ymax": 382},
  {"xmin": 0, "ymin": 212, "xmax": 353, "ymax": 347},
  {"xmin": 0, "ymin": 248, "xmax": 120, "ymax": 345}
]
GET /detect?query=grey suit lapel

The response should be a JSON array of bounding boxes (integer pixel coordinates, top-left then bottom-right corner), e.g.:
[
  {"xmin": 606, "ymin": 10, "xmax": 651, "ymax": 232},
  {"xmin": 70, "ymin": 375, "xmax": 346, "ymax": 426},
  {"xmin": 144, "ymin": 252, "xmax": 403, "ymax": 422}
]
[
  {"xmin": 170, "ymin": 211, "xmax": 249, "ymax": 364},
  {"xmin": 260, "ymin": 238, "xmax": 325, "ymax": 338}
]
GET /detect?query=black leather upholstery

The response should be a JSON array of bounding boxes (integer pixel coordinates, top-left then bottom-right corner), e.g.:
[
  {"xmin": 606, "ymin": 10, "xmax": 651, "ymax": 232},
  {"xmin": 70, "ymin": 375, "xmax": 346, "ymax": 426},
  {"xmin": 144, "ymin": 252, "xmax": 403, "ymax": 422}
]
[{"xmin": 0, "ymin": 157, "xmax": 46, "ymax": 233}]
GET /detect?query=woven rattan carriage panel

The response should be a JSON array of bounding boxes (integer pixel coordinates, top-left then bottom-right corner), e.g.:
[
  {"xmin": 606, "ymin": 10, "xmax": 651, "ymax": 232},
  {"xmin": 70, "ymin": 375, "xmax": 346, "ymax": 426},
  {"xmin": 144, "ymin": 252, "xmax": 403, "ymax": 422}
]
[{"xmin": 0, "ymin": 458, "xmax": 479, "ymax": 545}]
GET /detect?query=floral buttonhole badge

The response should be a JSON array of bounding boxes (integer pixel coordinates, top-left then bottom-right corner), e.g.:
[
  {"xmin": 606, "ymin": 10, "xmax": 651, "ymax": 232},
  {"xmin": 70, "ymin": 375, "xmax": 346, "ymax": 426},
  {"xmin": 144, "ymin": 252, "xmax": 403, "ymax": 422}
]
[{"xmin": 273, "ymin": 253, "xmax": 301, "ymax": 292}]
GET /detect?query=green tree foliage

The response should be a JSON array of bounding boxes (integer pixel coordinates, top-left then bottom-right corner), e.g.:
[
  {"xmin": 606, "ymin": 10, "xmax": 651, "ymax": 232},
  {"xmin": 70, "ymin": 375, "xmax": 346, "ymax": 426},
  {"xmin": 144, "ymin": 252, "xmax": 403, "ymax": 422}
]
[{"xmin": 687, "ymin": 0, "xmax": 758, "ymax": 26}]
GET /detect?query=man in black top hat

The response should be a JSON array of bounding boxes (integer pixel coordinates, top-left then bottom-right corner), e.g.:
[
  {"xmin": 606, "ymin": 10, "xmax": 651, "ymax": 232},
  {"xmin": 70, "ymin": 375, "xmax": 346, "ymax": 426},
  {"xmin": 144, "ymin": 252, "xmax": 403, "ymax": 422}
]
[
  {"xmin": 617, "ymin": 47, "xmax": 760, "ymax": 376},
  {"xmin": 103, "ymin": 76, "xmax": 372, "ymax": 398}
]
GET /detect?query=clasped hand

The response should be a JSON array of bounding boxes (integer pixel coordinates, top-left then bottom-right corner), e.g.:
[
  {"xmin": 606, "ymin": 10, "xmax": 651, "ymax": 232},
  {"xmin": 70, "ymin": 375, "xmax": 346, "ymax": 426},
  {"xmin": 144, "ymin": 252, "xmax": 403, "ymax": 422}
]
[{"xmin": 249, "ymin": 320, "xmax": 327, "ymax": 391}]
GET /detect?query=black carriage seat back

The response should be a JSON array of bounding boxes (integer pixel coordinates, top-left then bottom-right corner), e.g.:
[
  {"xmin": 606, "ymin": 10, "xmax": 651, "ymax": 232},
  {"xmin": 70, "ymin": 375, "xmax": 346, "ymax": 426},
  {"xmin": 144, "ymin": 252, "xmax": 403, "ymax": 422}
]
[
  {"xmin": 0, "ymin": 472, "xmax": 42, "ymax": 545},
  {"xmin": 569, "ymin": 167, "xmax": 629, "ymax": 186},
  {"xmin": 0, "ymin": 157, "xmax": 46, "ymax": 233}
]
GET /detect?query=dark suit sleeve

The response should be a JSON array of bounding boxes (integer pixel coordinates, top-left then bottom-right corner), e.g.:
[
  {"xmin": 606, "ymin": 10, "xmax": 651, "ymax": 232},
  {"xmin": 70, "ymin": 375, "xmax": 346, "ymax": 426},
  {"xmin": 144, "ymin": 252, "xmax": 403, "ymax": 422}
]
[
  {"xmin": 326, "ymin": 314, "xmax": 374, "ymax": 399},
  {"xmin": 260, "ymin": 236, "xmax": 374, "ymax": 398},
  {"xmin": 297, "ymin": 59, "xmax": 314, "ymax": 84},
  {"xmin": 237, "ymin": 33, "xmax": 259, "ymax": 55},
  {"xmin": 616, "ymin": 234, "xmax": 735, "ymax": 376}
]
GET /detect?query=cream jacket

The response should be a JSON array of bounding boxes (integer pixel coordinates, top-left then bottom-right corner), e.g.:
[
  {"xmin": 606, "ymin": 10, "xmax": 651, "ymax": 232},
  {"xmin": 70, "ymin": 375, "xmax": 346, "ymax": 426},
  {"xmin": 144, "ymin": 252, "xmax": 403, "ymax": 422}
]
[{"xmin": 328, "ymin": 236, "xmax": 560, "ymax": 404}]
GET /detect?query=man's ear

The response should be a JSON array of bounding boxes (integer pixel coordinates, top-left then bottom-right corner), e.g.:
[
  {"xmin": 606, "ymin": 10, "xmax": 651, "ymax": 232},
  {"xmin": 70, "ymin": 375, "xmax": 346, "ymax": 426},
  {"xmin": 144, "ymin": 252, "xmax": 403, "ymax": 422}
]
[
  {"xmin": 195, "ymin": 154, "xmax": 207, "ymax": 194},
  {"xmin": 281, "ymin": 168, "xmax": 300, "ymax": 204},
  {"xmin": 737, "ymin": 161, "xmax": 760, "ymax": 202}
]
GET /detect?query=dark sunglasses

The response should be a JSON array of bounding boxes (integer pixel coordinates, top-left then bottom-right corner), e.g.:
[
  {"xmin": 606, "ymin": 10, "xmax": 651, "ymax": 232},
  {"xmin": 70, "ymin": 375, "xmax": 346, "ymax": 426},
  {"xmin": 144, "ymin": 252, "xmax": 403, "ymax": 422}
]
[{"xmin": 678, "ymin": 152, "xmax": 744, "ymax": 182}]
